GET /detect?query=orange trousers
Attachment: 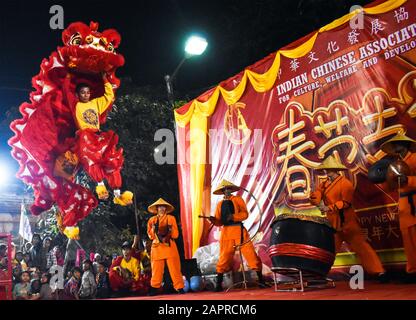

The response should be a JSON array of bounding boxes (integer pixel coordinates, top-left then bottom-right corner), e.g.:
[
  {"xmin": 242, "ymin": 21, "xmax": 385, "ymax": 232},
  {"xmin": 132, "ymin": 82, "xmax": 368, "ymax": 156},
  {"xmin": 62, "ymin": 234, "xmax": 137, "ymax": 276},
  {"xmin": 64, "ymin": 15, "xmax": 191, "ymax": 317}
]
[
  {"xmin": 216, "ymin": 238, "xmax": 262, "ymax": 273},
  {"xmin": 401, "ymin": 225, "xmax": 416, "ymax": 274},
  {"xmin": 151, "ymin": 256, "xmax": 184, "ymax": 290},
  {"xmin": 335, "ymin": 229, "xmax": 385, "ymax": 275}
]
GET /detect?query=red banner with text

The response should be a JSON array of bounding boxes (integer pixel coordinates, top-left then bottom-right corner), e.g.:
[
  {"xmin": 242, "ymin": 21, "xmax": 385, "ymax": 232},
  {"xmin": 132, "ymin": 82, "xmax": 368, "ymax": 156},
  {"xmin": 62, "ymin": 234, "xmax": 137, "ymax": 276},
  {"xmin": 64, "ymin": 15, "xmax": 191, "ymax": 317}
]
[{"xmin": 175, "ymin": 0, "xmax": 416, "ymax": 269}]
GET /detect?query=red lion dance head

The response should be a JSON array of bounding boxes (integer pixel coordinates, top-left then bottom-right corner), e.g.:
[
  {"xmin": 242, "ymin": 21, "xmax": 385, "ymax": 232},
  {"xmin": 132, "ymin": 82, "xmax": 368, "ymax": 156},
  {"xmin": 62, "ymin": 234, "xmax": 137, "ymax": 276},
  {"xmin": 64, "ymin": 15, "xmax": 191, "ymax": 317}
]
[
  {"xmin": 61, "ymin": 21, "xmax": 124, "ymax": 79},
  {"xmin": 9, "ymin": 22, "xmax": 125, "ymax": 229}
]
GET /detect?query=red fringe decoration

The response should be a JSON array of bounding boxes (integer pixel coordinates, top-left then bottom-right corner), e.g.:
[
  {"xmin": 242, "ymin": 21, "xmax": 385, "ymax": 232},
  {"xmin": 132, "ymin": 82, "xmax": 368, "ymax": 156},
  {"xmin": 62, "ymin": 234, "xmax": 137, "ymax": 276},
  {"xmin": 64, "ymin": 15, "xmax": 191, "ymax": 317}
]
[{"xmin": 267, "ymin": 243, "xmax": 335, "ymax": 265}]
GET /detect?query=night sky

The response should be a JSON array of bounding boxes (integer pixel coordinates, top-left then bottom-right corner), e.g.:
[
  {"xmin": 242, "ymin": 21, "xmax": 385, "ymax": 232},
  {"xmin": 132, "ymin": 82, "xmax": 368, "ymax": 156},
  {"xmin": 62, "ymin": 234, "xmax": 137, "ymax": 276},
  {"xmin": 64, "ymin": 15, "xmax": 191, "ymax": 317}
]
[{"xmin": 0, "ymin": 0, "xmax": 373, "ymax": 182}]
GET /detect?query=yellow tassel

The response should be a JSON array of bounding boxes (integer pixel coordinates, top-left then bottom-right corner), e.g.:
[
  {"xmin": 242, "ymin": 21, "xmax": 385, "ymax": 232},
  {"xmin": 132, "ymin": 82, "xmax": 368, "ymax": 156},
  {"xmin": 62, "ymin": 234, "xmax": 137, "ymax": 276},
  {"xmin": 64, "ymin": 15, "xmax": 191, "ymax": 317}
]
[
  {"xmin": 56, "ymin": 211, "xmax": 80, "ymax": 240},
  {"xmin": 113, "ymin": 190, "xmax": 134, "ymax": 206},
  {"xmin": 63, "ymin": 226, "xmax": 80, "ymax": 240}
]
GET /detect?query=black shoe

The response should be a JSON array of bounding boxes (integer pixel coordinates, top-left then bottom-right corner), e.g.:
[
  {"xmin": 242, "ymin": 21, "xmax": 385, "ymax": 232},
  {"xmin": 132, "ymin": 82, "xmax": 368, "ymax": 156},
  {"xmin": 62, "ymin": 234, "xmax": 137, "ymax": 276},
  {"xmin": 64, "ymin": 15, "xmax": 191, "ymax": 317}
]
[
  {"xmin": 258, "ymin": 280, "xmax": 272, "ymax": 288},
  {"xmin": 177, "ymin": 288, "xmax": 185, "ymax": 294},
  {"xmin": 257, "ymin": 271, "xmax": 271, "ymax": 288},
  {"xmin": 377, "ymin": 272, "xmax": 390, "ymax": 284},
  {"xmin": 214, "ymin": 285, "xmax": 223, "ymax": 292},
  {"xmin": 215, "ymin": 273, "xmax": 224, "ymax": 292},
  {"xmin": 148, "ymin": 286, "xmax": 159, "ymax": 296},
  {"xmin": 164, "ymin": 285, "xmax": 177, "ymax": 294},
  {"xmin": 401, "ymin": 273, "xmax": 416, "ymax": 284}
]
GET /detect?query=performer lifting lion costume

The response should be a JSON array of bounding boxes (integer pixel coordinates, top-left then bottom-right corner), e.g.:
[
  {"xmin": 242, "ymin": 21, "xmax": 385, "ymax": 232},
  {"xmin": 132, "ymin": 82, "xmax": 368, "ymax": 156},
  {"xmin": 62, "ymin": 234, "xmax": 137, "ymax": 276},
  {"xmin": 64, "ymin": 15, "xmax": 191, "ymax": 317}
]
[{"xmin": 9, "ymin": 21, "xmax": 132, "ymax": 229}]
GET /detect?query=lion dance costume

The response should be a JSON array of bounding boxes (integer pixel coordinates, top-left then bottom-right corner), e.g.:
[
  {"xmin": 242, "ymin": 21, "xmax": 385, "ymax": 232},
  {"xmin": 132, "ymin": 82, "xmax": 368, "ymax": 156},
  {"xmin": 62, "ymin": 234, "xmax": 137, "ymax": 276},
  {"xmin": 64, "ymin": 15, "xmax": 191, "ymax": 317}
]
[{"xmin": 9, "ymin": 21, "xmax": 132, "ymax": 231}]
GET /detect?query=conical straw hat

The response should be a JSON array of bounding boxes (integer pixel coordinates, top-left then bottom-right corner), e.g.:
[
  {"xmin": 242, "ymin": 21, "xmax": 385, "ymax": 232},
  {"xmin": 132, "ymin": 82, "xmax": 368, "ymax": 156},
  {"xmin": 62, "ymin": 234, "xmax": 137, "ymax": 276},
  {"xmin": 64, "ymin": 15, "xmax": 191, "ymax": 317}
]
[
  {"xmin": 213, "ymin": 179, "xmax": 240, "ymax": 195},
  {"xmin": 148, "ymin": 198, "xmax": 174, "ymax": 214},
  {"xmin": 380, "ymin": 132, "xmax": 416, "ymax": 154},
  {"xmin": 315, "ymin": 154, "xmax": 347, "ymax": 171}
]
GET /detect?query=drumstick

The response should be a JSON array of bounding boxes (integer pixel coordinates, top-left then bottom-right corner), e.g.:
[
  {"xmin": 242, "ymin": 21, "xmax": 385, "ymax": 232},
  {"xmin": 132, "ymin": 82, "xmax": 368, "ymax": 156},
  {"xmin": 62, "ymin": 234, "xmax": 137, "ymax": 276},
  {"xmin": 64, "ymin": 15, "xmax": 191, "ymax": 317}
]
[
  {"xmin": 390, "ymin": 165, "xmax": 400, "ymax": 176},
  {"xmin": 199, "ymin": 215, "xmax": 216, "ymax": 233}
]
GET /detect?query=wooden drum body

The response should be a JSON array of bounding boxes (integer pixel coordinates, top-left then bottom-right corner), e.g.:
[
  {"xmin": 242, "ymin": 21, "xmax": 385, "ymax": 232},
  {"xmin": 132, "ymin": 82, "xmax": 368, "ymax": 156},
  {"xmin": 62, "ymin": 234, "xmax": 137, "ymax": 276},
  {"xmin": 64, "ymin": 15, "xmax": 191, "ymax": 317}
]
[{"xmin": 268, "ymin": 214, "xmax": 336, "ymax": 277}]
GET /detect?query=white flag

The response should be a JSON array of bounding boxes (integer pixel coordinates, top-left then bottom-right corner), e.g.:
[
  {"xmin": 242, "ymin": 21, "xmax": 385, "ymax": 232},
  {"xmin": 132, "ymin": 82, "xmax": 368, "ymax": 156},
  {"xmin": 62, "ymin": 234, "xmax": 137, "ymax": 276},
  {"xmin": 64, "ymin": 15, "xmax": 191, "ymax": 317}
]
[{"xmin": 19, "ymin": 203, "xmax": 33, "ymax": 242}]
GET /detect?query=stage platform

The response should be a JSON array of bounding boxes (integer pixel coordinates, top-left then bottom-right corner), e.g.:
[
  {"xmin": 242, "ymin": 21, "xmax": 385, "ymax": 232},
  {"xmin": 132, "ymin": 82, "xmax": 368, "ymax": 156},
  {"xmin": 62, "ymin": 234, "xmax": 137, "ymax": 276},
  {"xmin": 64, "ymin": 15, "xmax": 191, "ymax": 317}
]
[{"xmin": 108, "ymin": 280, "xmax": 416, "ymax": 300}]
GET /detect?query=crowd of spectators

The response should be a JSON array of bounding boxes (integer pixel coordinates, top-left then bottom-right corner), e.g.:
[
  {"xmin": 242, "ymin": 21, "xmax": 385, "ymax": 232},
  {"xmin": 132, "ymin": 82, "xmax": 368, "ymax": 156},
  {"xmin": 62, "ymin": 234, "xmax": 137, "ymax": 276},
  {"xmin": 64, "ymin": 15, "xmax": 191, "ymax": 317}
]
[{"xmin": 0, "ymin": 233, "xmax": 152, "ymax": 300}]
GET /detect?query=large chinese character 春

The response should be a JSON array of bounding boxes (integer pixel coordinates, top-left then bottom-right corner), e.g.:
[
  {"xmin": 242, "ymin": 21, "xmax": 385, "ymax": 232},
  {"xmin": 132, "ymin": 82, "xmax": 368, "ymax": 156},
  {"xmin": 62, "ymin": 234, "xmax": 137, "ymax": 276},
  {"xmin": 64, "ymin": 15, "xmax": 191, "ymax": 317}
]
[
  {"xmin": 276, "ymin": 108, "xmax": 319, "ymax": 168},
  {"xmin": 285, "ymin": 165, "xmax": 312, "ymax": 202},
  {"xmin": 273, "ymin": 105, "xmax": 320, "ymax": 205}
]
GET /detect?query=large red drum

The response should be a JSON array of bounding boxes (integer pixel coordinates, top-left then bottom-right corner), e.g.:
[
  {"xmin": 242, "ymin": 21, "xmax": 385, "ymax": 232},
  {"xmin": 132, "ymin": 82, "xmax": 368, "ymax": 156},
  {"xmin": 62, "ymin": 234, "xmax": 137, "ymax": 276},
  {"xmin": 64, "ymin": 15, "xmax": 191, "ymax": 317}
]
[{"xmin": 267, "ymin": 214, "xmax": 336, "ymax": 277}]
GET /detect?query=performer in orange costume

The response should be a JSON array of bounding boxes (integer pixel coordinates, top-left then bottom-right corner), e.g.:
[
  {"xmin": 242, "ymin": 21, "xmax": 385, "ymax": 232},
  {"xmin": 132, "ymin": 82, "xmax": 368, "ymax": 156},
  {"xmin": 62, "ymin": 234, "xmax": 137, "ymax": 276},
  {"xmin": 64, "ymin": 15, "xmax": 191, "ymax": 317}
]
[
  {"xmin": 380, "ymin": 133, "xmax": 416, "ymax": 283},
  {"xmin": 310, "ymin": 155, "xmax": 388, "ymax": 281},
  {"xmin": 147, "ymin": 198, "xmax": 185, "ymax": 295},
  {"xmin": 210, "ymin": 180, "xmax": 264, "ymax": 291}
]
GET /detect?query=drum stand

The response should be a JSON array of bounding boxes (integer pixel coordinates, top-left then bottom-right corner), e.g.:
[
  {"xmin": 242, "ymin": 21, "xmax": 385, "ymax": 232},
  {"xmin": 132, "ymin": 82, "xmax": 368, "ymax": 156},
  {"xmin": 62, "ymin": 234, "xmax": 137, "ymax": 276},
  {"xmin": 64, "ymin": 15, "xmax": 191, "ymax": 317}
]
[
  {"xmin": 272, "ymin": 267, "xmax": 335, "ymax": 292},
  {"xmin": 225, "ymin": 246, "xmax": 269, "ymax": 292}
]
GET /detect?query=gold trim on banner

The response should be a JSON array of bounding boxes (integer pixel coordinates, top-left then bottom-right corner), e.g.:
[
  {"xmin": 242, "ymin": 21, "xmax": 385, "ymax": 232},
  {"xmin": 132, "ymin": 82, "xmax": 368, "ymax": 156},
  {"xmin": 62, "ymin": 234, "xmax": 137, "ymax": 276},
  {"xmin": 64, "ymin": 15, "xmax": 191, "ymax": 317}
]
[
  {"xmin": 174, "ymin": 0, "xmax": 407, "ymax": 127},
  {"xmin": 174, "ymin": 0, "xmax": 409, "ymax": 255},
  {"xmin": 333, "ymin": 248, "xmax": 407, "ymax": 266},
  {"xmin": 355, "ymin": 203, "xmax": 398, "ymax": 213}
]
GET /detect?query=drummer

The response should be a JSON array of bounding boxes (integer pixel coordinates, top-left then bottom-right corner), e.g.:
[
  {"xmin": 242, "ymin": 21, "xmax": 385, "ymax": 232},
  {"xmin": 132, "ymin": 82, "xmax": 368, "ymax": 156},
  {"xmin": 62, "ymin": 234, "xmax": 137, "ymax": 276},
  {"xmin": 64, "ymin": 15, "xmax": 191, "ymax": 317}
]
[
  {"xmin": 310, "ymin": 154, "xmax": 388, "ymax": 282},
  {"xmin": 380, "ymin": 132, "xmax": 416, "ymax": 283},
  {"xmin": 209, "ymin": 179, "xmax": 265, "ymax": 291}
]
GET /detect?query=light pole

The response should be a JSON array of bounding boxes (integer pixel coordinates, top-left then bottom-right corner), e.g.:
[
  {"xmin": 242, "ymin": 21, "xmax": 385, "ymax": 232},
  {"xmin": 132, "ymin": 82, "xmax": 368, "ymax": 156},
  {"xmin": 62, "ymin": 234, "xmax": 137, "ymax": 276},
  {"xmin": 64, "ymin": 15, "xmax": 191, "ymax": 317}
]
[{"xmin": 165, "ymin": 35, "xmax": 208, "ymax": 106}]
